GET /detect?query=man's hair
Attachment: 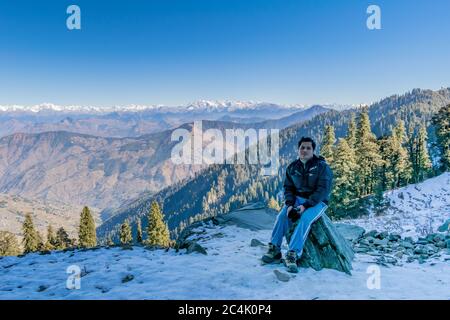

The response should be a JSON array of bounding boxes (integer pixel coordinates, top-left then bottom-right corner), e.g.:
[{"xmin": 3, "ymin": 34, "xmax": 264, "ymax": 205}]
[{"xmin": 297, "ymin": 136, "xmax": 316, "ymax": 150}]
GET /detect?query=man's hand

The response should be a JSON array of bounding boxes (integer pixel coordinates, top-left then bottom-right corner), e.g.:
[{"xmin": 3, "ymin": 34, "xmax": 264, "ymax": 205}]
[{"xmin": 287, "ymin": 205, "xmax": 306, "ymax": 222}]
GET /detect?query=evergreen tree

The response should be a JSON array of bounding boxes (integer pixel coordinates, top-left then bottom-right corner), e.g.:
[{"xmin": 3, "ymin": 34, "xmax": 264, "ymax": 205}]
[
  {"xmin": 136, "ymin": 219, "xmax": 143, "ymax": 244},
  {"xmin": 119, "ymin": 221, "xmax": 133, "ymax": 245},
  {"xmin": 44, "ymin": 225, "xmax": 56, "ymax": 251},
  {"xmin": 107, "ymin": 235, "xmax": 114, "ymax": 247},
  {"xmin": 432, "ymin": 104, "xmax": 450, "ymax": 171},
  {"xmin": 267, "ymin": 196, "xmax": 281, "ymax": 211},
  {"xmin": 78, "ymin": 206, "xmax": 97, "ymax": 248},
  {"xmin": 55, "ymin": 227, "xmax": 71, "ymax": 250},
  {"xmin": 145, "ymin": 201, "xmax": 171, "ymax": 248},
  {"xmin": 320, "ymin": 125, "xmax": 336, "ymax": 164},
  {"xmin": 36, "ymin": 231, "xmax": 45, "ymax": 252},
  {"xmin": 22, "ymin": 213, "xmax": 39, "ymax": 254},
  {"xmin": 346, "ymin": 114, "xmax": 357, "ymax": 149},
  {"xmin": 355, "ymin": 109, "xmax": 384, "ymax": 196},
  {"xmin": 0, "ymin": 231, "xmax": 21, "ymax": 256},
  {"xmin": 415, "ymin": 124, "xmax": 432, "ymax": 182},
  {"xmin": 329, "ymin": 138, "xmax": 359, "ymax": 217}
]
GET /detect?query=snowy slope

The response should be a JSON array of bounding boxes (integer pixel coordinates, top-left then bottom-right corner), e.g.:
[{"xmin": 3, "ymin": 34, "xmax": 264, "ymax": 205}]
[
  {"xmin": 1, "ymin": 174, "xmax": 449, "ymax": 300},
  {"xmin": 1, "ymin": 222, "xmax": 449, "ymax": 300},
  {"xmin": 342, "ymin": 172, "xmax": 450, "ymax": 239}
]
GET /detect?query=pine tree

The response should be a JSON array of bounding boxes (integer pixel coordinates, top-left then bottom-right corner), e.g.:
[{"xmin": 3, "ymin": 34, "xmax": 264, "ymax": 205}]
[
  {"xmin": 432, "ymin": 104, "xmax": 450, "ymax": 171},
  {"xmin": 346, "ymin": 114, "xmax": 357, "ymax": 149},
  {"xmin": 119, "ymin": 221, "xmax": 133, "ymax": 245},
  {"xmin": 145, "ymin": 201, "xmax": 171, "ymax": 248},
  {"xmin": 136, "ymin": 219, "xmax": 143, "ymax": 244},
  {"xmin": 78, "ymin": 206, "xmax": 97, "ymax": 248},
  {"xmin": 267, "ymin": 196, "xmax": 281, "ymax": 211},
  {"xmin": 107, "ymin": 235, "xmax": 114, "ymax": 247},
  {"xmin": 355, "ymin": 109, "xmax": 384, "ymax": 196},
  {"xmin": 329, "ymin": 138, "xmax": 359, "ymax": 217},
  {"xmin": 320, "ymin": 125, "xmax": 336, "ymax": 164},
  {"xmin": 22, "ymin": 213, "xmax": 39, "ymax": 254},
  {"xmin": 0, "ymin": 231, "xmax": 21, "ymax": 256},
  {"xmin": 55, "ymin": 227, "xmax": 71, "ymax": 250},
  {"xmin": 36, "ymin": 231, "xmax": 45, "ymax": 252},
  {"xmin": 379, "ymin": 126, "xmax": 411, "ymax": 190},
  {"xmin": 415, "ymin": 124, "xmax": 432, "ymax": 182},
  {"xmin": 44, "ymin": 225, "xmax": 56, "ymax": 251}
]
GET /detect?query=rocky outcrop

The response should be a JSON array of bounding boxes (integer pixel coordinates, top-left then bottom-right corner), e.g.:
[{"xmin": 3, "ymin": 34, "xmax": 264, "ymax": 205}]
[{"xmin": 286, "ymin": 215, "xmax": 355, "ymax": 275}]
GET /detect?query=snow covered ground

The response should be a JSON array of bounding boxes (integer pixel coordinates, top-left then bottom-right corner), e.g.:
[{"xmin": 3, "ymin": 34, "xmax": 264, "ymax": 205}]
[
  {"xmin": 0, "ymin": 223, "xmax": 449, "ymax": 300},
  {"xmin": 1, "ymin": 173, "xmax": 449, "ymax": 300},
  {"xmin": 342, "ymin": 173, "xmax": 450, "ymax": 239}
]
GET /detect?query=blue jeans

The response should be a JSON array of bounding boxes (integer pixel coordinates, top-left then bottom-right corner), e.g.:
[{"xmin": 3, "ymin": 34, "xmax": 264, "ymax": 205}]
[{"xmin": 270, "ymin": 196, "xmax": 328, "ymax": 255}]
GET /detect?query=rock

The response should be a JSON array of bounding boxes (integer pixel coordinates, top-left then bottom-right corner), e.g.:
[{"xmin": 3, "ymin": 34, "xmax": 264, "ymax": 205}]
[
  {"xmin": 187, "ymin": 242, "xmax": 207, "ymax": 255},
  {"xmin": 406, "ymin": 256, "xmax": 415, "ymax": 263},
  {"xmin": 286, "ymin": 214, "xmax": 354, "ymax": 275},
  {"xmin": 433, "ymin": 234, "xmax": 445, "ymax": 243},
  {"xmin": 394, "ymin": 251, "xmax": 404, "ymax": 259},
  {"xmin": 364, "ymin": 230, "xmax": 378, "ymax": 238},
  {"xmin": 388, "ymin": 234, "xmax": 401, "ymax": 242},
  {"xmin": 250, "ymin": 239, "xmax": 266, "ymax": 247},
  {"xmin": 446, "ymin": 239, "xmax": 450, "ymax": 249},
  {"xmin": 366, "ymin": 236, "xmax": 376, "ymax": 244},
  {"xmin": 354, "ymin": 247, "xmax": 370, "ymax": 253},
  {"xmin": 436, "ymin": 241, "xmax": 446, "ymax": 248},
  {"xmin": 401, "ymin": 241, "xmax": 414, "ymax": 249},
  {"xmin": 376, "ymin": 231, "xmax": 389, "ymax": 240},
  {"xmin": 273, "ymin": 270, "xmax": 291, "ymax": 282},
  {"xmin": 416, "ymin": 239, "xmax": 429, "ymax": 245},
  {"xmin": 404, "ymin": 236, "xmax": 414, "ymax": 243},
  {"xmin": 373, "ymin": 238, "xmax": 389, "ymax": 246},
  {"xmin": 414, "ymin": 245, "xmax": 427, "ymax": 255},
  {"xmin": 425, "ymin": 234, "xmax": 437, "ymax": 243},
  {"xmin": 121, "ymin": 274, "xmax": 134, "ymax": 283},
  {"xmin": 335, "ymin": 224, "xmax": 365, "ymax": 242},
  {"xmin": 37, "ymin": 285, "xmax": 49, "ymax": 292},
  {"xmin": 438, "ymin": 219, "xmax": 450, "ymax": 232},
  {"xmin": 215, "ymin": 204, "xmax": 278, "ymax": 231},
  {"xmin": 424, "ymin": 244, "xmax": 438, "ymax": 254}
]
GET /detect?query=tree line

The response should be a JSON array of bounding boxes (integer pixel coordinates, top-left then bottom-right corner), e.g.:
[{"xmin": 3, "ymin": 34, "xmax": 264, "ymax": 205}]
[
  {"xmin": 0, "ymin": 201, "xmax": 172, "ymax": 257},
  {"xmin": 321, "ymin": 104, "xmax": 449, "ymax": 217}
]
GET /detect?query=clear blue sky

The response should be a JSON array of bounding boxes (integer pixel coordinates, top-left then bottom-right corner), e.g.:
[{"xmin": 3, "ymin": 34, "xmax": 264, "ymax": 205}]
[{"xmin": 0, "ymin": 0, "xmax": 449, "ymax": 107}]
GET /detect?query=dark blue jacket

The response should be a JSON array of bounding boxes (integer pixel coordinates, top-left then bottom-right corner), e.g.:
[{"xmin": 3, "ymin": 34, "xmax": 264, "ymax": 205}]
[{"xmin": 283, "ymin": 154, "xmax": 333, "ymax": 209}]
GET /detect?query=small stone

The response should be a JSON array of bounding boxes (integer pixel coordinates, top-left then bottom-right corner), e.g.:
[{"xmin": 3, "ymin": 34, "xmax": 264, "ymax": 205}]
[
  {"xmin": 446, "ymin": 240, "xmax": 450, "ymax": 249},
  {"xmin": 250, "ymin": 239, "xmax": 265, "ymax": 247},
  {"xmin": 366, "ymin": 236, "xmax": 376, "ymax": 244},
  {"xmin": 365, "ymin": 230, "xmax": 378, "ymax": 238},
  {"xmin": 273, "ymin": 269, "xmax": 291, "ymax": 282},
  {"xmin": 187, "ymin": 242, "xmax": 207, "ymax": 255},
  {"xmin": 401, "ymin": 241, "xmax": 414, "ymax": 249},
  {"xmin": 394, "ymin": 251, "xmax": 403, "ymax": 259},
  {"xmin": 121, "ymin": 274, "xmax": 134, "ymax": 283},
  {"xmin": 438, "ymin": 219, "xmax": 450, "ymax": 232},
  {"xmin": 373, "ymin": 238, "xmax": 389, "ymax": 246},
  {"xmin": 406, "ymin": 256, "xmax": 415, "ymax": 263},
  {"xmin": 376, "ymin": 231, "xmax": 389, "ymax": 240},
  {"xmin": 37, "ymin": 285, "xmax": 49, "ymax": 292},
  {"xmin": 388, "ymin": 234, "xmax": 401, "ymax": 242}
]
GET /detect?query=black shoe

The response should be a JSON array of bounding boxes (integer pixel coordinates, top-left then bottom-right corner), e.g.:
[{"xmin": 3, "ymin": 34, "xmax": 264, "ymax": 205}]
[
  {"xmin": 284, "ymin": 250, "xmax": 298, "ymax": 273},
  {"xmin": 261, "ymin": 243, "xmax": 282, "ymax": 264}
]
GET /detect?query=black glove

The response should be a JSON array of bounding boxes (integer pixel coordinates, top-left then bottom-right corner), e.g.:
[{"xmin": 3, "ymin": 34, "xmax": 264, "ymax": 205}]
[{"xmin": 287, "ymin": 206, "xmax": 301, "ymax": 222}]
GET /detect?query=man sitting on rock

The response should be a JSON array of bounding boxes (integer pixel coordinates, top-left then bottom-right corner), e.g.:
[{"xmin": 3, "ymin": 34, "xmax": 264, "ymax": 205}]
[{"xmin": 262, "ymin": 136, "xmax": 333, "ymax": 273}]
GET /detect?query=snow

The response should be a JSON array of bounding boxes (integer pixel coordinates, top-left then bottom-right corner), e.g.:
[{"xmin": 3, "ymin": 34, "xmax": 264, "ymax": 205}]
[
  {"xmin": 342, "ymin": 172, "xmax": 450, "ymax": 239},
  {"xmin": 1, "ymin": 173, "xmax": 449, "ymax": 300},
  {"xmin": 1, "ymin": 223, "xmax": 449, "ymax": 300}
]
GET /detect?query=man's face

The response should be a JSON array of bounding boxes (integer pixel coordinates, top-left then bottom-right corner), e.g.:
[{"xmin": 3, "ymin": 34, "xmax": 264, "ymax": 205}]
[{"xmin": 298, "ymin": 142, "xmax": 314, "ymax": 161}]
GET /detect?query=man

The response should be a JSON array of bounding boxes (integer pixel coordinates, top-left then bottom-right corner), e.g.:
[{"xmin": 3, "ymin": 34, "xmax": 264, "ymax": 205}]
[{"xmin": 262, "ymin": 137, "xmax": 333, "ymax": 273}]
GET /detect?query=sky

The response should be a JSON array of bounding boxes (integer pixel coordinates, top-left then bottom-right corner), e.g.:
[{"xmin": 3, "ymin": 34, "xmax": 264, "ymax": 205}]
[{"xmin": 0, "ymin": 0, "xmax": 449, "ymax": 107}]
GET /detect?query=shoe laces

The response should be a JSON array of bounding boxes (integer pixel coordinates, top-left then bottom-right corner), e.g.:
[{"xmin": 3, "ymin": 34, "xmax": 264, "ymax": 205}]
[{"xmin": 286, "ymin": 251, "xmax": 297, "ymax": 264}]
